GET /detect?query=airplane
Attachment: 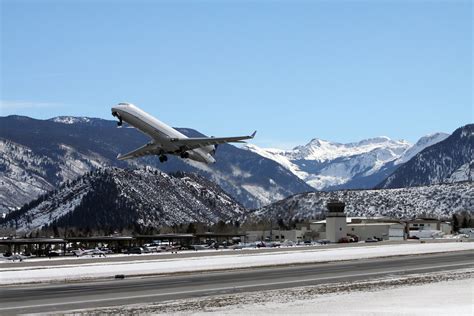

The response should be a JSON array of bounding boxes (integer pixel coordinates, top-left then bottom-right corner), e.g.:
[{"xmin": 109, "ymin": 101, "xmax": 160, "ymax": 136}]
[
  {"xmin": 231, "ymin": 242, "xmax": 257, "ymax": 250},
  {"xmin": 111, "ymin": 102, "xmax": 256, "ymax": 164},
  {"xmin": 191, "ymin": 242, "xmax": 220, "ymax": 251},
  {"xmin": 72, "ymin": 248, "xmax": 107, "ymax": 258},
  {"xmin": 143, "ymin": 243, "xmax": 180, "ymax": 254}
]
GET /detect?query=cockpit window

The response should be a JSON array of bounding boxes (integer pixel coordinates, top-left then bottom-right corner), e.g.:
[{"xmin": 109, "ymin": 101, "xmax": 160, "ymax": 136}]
[{"xmin": 118, "ymin": 103, "xmax": 129, "ymax": 106}]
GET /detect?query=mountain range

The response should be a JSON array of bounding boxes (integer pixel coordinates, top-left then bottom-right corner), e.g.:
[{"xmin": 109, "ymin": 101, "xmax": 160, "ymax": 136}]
[
  {"xmin": 1, "ymin": 115, "xmax": 472, "ymax": 219},
  {"xmin": 0, "ymin": 115, "xmax": 312, "ymax": 211},
  {"xmin": 1, "ymin": 168, "xmax": 246, "ymax": 233},
  {"xmin": 244, "ymin": 132, "xmax": 450, "ymax": 190},
  {"xmin": 0, "ymin": 115, "xmax": 472, "ymax": 234}
]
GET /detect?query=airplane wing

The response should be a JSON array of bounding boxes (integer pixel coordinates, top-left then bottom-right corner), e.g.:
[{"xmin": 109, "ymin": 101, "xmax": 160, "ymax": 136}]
[
  {"xmin": 170, "ymin": 131, "xmax": 257, "ymax": 150},
  {"xmin": 117, "ymin": 143, "xmax": 159, "ymax": 161}
]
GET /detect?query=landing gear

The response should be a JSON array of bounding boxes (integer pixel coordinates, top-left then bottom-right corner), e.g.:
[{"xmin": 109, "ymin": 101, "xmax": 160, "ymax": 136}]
[
  {"xmin": 180, "ymin": 152, "xmax": 189, "ymax": 159},
  {"xmin": 112, "ymin": 112, "xmax": 123, "ymax": 127},
  {"xmin": 159, "ymin": 155, "xmax": 168, "ymax": 163}
]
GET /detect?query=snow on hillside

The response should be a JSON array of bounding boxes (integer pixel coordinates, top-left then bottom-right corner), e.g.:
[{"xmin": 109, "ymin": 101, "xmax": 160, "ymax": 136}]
[
  {"xmin": 0, "ymin": 139, "xmax": 108, "ymax": 212},
  {"xmin": 395, "ymin": 132, "xmax": 449, "ymax": 165},
  {"xmin": 447, "ymin": 161, "xmax": 473, "ymax": 182},
  {"xmin": 380, "ymin": 124, "xmax": 474, "ymax": 189},
  {"xmin": 289, "ymin": 137, "xmax": 410, "ymax": 161},
  {"xmin": 50, "ymin": 116, "xmax": 92, "ymax": 124},
  {"xmin": 245, "ymin": 136, "xmax": 411, "ymax": 190},
  {"xmin": 0, "ymin": 140, "xmax": 56, "ymax": 211},
  {"xmin": 244, "ymin": 144, "xmax": 306, "ymax": 181},
  {"xmin": 251, "ymin": 182, "xmax": 474, "ymax": 223},
  {"xmin": 245, "ymin": 132, "xmax": 453, "ymax": 191},
  {"xmin": 1, "ymin": 168, "xmax": 246, "ymax": 233}
]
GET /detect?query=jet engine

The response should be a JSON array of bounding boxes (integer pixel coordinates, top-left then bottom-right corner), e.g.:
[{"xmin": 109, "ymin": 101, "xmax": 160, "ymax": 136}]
[{"xmin": 210, "ymin": 144, "xmax": 218, "ymax": 156}]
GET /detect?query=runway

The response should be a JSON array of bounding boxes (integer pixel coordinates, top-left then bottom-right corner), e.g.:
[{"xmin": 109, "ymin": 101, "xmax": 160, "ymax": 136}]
[{"xmin": 0, "ymin": 250, "xmax": 472, "ymax": 315}]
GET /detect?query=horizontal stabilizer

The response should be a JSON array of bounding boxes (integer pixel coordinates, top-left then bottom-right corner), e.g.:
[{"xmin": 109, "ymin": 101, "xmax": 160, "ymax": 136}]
[{"xmin": 117, "ymin": 143, "xmax": 157, "ymax": 160}]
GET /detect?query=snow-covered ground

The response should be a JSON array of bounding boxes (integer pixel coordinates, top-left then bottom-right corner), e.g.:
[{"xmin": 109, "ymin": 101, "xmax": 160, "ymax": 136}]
[
  {"xmin": 1, "ymin": 242, "xmax": 472, "ymax": 285},
  {"xmin": 212, "ymin": 279, "xmax": 473, "ymax": 316},
  {"xmin": 69, "ymin": 268, "xmax": 474, "ymax": 315}
]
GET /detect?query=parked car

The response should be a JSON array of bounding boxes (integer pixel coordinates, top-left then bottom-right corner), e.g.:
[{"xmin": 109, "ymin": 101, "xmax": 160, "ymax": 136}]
[
  {"xmin": 317, "ymin": 239, "xmax": 331, "ymax": 245},
  {"xmin": 126, "ymin": 247, "xmax": 144, "ymax": 254},
  {"xmin": 338, "ymin": 237, "xmax": 350, "ymax": 243},
  {"xmin": 282, "ymin": 240, "xmax": 295, "ymax": 247},
  {"xmin": 46, "ymin": 251, "xmax": 61, "ymax": 257},
  {"xmin": 143, "ymin": 244, "xmax": 161, "ymax": 253},
  {"xmin": 365, "ymin": 238, "xmax": 378, "ymax": 243},
  {"xmin": 98, "ymin": 247, "xmax": 113, "ymax": 254},
  {"xmin": 347, "ymin": 234, "xmax": 359, "ymax": 242},
  {"xmin": 266, "ymin": 242, "xmax": 281, "ymax": 248}
]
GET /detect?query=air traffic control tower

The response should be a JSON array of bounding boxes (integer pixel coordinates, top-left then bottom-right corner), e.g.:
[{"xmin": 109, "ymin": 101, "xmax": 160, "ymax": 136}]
[{"xmin": 326, "ymin": 200, "xmax": 348, "ymax": 243}]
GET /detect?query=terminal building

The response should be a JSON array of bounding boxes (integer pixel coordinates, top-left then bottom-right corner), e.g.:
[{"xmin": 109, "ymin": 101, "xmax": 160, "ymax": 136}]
[
  {"xmin": 311, "ymin": 217, "xmax": 406, "ymax": 241},
  {"xmin": 241, "ymin": 201, "xmax": 453, "ymax": 244}
]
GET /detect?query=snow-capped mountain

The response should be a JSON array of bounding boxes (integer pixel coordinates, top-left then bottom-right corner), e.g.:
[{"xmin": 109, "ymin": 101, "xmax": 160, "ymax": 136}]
[
  {"xmin": 0, "ymin": 115, "xmax": 312, "ymax": 211},
  {"xmin": 394, "ymin": 132, "xmax": 449, "ymax": 165},
  {"xmin": 250, "ymin": 182, "xmax": 474, "ymax": 224},
  {"xmin": 245, "ymin": 132, "xmax": 450, "ymax": 191},
  {"xmin": 379, "ymin": 124, "xmax": 473, "ymax": 188},
  {"xmin": 1, "ymin": 168, "xmax": 246, "ymax": 233},
  {"xmin": 287, "ymin": 136, "xmax": 409, "ymax": 161}
]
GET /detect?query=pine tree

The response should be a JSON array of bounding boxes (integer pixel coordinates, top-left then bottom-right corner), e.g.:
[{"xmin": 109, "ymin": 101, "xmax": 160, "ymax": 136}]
[{"xmin": 452, "ymin": 214, "xmax": 459, "ymax": 232}]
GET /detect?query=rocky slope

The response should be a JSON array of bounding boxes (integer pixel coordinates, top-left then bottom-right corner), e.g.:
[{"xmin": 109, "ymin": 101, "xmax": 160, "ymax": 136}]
[
  {"xmin": 250, "ymin": 182, "xmax": 474, "ymax": 223},
  {"xmin": 379, "ymin": 124, "xmax": 473, "ymax": 188},
  {"xmin": 1, "ymin": 168, "xmax": 246, "ymax": 233}
]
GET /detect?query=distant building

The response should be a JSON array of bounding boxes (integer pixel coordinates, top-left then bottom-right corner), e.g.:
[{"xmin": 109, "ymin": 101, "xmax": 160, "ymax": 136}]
[
  {"xmin": 347, "ymin": 222, "xmax": 405, "ymax": 241},
  {"xmin": 246, "ymin": 228, "xmax": 307, "ymax": 243},
  {"xmin": 407, "ymin": 218, "xmax": 452, "ymax": 235},
  {"xmin": 311, "ymin": 215, "xmax": 407, "ymax": 242}
]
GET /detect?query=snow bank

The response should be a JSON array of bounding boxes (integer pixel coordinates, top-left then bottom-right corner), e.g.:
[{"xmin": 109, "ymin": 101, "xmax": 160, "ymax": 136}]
[
  {"xmin": 196, "ymin": 277, "xmax": 473, "ymax": 315},
  {"xmin": 0, "ymin": 242, "xmax": 472, "ymax": 285}
]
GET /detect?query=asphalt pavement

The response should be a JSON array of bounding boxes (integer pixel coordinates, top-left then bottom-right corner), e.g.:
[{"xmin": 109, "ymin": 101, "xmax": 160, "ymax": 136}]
[{"xmin": 0, "ymin": 250, "xmax": 472, "ymax": 315}]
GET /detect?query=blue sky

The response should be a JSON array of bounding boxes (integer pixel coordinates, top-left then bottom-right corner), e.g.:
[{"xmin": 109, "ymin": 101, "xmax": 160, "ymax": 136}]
[{"xmin": 1, "ymin": 0, "xmax": 472, "ymax": 148}]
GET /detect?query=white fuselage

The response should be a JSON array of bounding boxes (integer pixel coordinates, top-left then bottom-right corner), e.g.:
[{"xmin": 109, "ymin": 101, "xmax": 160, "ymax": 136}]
[{"xmin": 111, "ymin": 103, "xmax": 216, "ymax": 163}]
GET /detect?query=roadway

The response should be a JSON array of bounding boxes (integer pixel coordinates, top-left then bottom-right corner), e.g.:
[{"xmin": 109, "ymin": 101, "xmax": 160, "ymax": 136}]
[{"xmin": 0, "ymin": 250, "xmax": 472, "ymax": 315}]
